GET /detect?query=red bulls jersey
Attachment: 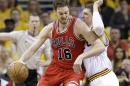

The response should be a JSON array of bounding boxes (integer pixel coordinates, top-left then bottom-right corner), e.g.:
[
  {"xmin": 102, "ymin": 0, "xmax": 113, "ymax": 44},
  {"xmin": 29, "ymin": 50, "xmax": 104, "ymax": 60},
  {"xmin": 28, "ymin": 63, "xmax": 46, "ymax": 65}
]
[{"xmin": 52, "ymin": 17, "xmax": 85, "ymax": 69}]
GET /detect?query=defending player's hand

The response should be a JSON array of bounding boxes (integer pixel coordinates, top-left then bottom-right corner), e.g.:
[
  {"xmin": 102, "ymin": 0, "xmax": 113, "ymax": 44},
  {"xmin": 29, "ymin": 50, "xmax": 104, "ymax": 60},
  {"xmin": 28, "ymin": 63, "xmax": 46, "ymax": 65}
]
[
  {"xmin": 94, "ymin": 0, "xmax": 103, "ymax": 8},
  {"xmin": 73, "ymin": 55, "xmax": 84, "ymax": 74}
]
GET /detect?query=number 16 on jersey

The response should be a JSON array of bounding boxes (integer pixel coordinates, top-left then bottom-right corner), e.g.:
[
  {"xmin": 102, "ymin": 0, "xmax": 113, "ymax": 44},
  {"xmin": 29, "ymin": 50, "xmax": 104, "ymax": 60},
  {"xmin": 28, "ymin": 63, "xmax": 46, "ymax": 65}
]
[{"xmin": 58, "ymin": 48, "xmax": 72, "ymax": 60}]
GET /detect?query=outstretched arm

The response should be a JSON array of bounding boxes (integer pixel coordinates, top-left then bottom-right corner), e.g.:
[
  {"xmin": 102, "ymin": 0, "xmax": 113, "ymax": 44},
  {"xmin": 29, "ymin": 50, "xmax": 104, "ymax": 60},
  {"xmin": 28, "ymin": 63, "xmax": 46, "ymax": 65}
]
[
  {"xmin": 0, "ymin": 33, "xmax": 14, "ymax": 41},
  {"xmin": 92, "ymin": 0, "xmax": 109, "ymax": 45},
  {"xmin": 19, "ymin": 23, "xmax": 53, "ymax": 62},
  {"xmin": 0, "ymin": 31, "xmax": 25, "ymax": 42},
  {"xmin": 92, "ymin": 0, "xmax": 104, "ymax": 36}
]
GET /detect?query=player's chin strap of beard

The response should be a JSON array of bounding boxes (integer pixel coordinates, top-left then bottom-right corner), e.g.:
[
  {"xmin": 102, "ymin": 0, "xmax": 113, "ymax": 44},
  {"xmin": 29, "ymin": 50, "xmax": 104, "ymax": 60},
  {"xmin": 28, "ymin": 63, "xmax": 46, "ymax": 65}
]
[{"xmin": 92, "ymin": 12, "xmax": 110, "ymax": 46}]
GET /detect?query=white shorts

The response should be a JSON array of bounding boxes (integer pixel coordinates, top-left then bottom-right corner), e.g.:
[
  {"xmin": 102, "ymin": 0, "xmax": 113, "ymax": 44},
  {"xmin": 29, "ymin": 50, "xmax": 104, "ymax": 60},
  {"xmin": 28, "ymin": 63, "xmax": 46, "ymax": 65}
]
[{"xmin": 89, "ymin": 71, "xmax": 119, "ymax": 86}]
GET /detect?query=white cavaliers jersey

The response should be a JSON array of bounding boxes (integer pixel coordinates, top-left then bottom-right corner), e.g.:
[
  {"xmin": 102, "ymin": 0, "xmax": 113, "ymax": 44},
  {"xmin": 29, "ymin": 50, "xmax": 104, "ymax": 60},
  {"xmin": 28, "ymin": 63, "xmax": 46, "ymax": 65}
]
[
  {"xmin": 83, "ymin": 43, "xmax": 112, "ymax": 77},
  {"xmin": 9, "ymin": 30, "xmax": 51, "ymax": 69}
]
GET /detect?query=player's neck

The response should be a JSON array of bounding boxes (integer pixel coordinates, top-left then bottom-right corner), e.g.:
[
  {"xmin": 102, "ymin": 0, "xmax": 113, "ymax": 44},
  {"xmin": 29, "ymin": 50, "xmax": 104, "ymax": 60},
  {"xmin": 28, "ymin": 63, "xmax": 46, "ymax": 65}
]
[
  {"xmin": 86, "ymin": 22, "xmax": 92, "ymax": 27},
  {"xmin": 59, "ymin": 23, "xmax": 67, "ymax": 29}
]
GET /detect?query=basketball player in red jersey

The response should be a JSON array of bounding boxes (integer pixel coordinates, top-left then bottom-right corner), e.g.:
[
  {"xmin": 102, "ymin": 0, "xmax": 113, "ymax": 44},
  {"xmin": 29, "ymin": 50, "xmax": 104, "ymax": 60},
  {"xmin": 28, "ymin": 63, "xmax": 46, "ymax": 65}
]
[{"xmin": 19, "ymin": 0, "xmax": 106, "ymax": 86}]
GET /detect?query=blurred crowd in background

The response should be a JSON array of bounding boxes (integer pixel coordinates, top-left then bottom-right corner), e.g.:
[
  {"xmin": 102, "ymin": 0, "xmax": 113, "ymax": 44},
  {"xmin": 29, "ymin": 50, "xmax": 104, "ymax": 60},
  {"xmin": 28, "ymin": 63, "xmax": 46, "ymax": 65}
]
[{"xmin": 0, "ymin": 0, "xmax": 130, "ymax": 86}]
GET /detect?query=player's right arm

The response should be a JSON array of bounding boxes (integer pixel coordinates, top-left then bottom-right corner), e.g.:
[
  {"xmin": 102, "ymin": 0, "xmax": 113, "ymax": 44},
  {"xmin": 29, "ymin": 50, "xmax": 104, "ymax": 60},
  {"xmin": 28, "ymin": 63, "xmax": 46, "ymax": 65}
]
[
  {"xmin": 0, "ymin": 31, "xmax": 23, "ymax": 42},
  {"xmin": 92, "ymin": 0, "xmax": 104, "ymax": 36},
  {"xmin": 19, "ymin": 23, "xmax": 53, "ymax": 62},
  {"xmin": 0, "ymin": 33, "xmax": 14, "ymax": 41},
  {"xmin": 92, "ymin": 0, "xmax": 109, "ymax": 46}
]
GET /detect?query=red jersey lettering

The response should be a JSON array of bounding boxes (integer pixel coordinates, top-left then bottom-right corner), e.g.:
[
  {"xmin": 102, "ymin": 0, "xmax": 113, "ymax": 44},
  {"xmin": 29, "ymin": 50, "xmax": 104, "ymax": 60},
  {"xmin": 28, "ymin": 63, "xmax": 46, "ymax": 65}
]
[{"xmin": 52, "ymin": 17, "xmax": 85, "ymax": 69}]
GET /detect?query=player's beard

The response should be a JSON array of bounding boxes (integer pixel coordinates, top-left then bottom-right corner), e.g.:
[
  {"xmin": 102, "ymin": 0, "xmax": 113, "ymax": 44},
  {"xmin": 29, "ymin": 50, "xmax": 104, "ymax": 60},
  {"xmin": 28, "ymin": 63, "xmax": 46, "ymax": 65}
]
[{"xmin": 59, "ymin": 17, "xmax": 68, "ymax": 25}]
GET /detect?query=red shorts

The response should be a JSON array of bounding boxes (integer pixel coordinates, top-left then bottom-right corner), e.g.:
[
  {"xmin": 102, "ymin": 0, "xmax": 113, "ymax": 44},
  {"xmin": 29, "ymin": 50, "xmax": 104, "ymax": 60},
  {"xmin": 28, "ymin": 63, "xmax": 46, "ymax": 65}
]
[{"xmin": 37, "ymin": 63, "xmax": 85, "ymax": 86}]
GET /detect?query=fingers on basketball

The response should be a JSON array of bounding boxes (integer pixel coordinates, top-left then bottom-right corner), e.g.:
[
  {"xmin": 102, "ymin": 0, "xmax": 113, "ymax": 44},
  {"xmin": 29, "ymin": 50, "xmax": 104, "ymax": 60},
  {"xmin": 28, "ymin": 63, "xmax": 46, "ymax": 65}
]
[{"xmin": 7, "ymin": 62, "xmax": 29, "ymax": 83}]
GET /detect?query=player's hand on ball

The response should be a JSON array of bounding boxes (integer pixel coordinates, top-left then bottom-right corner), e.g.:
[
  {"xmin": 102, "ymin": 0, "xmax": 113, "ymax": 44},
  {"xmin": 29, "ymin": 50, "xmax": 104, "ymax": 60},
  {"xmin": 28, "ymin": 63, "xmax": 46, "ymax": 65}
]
[
  {"xmin": 73, "ymin": 55, "xmax": 83, "ymax": 74},
  {"xmin": 7, "ymin": 61, "xmax": 29, "ymax": 83},
  {"xmin": 18, "ymin": 59, "xmax": 25, "ymax": 65},
  {"xmin": 94, "ymin": 0, "xmax": 103, "ymax": 8}
]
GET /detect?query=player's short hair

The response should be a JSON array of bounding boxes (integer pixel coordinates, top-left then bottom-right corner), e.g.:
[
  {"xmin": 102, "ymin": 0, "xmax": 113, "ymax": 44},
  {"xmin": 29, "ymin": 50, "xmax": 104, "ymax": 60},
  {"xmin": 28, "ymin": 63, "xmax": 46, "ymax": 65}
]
[
  {"xmin": 53, "ymin": 0, "xmax": 69, "ymax": 10},
  {"xmin": 84, "ymin": 3, "xmax": 93, "ymax": 13}
]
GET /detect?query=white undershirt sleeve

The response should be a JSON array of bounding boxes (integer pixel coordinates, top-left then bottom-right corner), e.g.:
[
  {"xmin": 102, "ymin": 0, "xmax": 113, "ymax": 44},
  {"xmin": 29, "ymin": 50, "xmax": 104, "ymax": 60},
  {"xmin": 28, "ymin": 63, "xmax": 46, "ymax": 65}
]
[{"xmin": 92, "ymin": 12, "xmax": 104, "ymax": 36}]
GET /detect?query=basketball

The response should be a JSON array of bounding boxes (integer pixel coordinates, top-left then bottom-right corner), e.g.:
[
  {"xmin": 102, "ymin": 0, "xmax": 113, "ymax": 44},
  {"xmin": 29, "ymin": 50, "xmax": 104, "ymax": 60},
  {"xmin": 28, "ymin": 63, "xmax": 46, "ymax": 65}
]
[{"xmin": 7, "ymin": 61, "xmax": 29, "ymax": 83}]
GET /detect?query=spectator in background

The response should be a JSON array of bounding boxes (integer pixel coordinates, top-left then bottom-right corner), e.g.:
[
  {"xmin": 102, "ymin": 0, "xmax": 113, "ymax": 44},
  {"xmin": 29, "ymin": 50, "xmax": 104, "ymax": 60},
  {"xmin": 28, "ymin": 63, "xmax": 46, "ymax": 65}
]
[
  {"xmin": 0, "ymin": 19, "xmax": 15, "ymax": 32},
  {"xmin": 7, "ymin": 0, "xmax": 23, "ymax": 13},
  {"xmin": 116, "ymin": 59, "xmax": 130, "ymax": 86},
  {"xmin": 127, "ymin": 0, "xmax": 130, "ymax": 4},
  {"xmin": 113, "ymin": 46, "xmax": 126, "ymax": 72},
  {"xmin": 101, "ymin": 0, "xmax": 115, "ymax": 27},
  {"xmin": 106, "ymin": 0, "xmax": 120, "ymax": 10},
  {"xmin": 122, "ymin": 59, "xmax": 130, "ymax": 86},
  {"xmin": 107, "ymin": 27, "xmax": 128, "ymax": 60},
  {"xmin": 0, "ymin": 19, "xmax": 16, "ymax": 61},
  {"xmin": 28, "ymin": 0, "xmax": 41, "ymax": 15},
  {"xmin": 0, "ymin": 0, "xmax": 10, "ymax": 29},
  {"xmin": 22, "ymin": 0, "xmax": 41, "ymax": 22},
  {"xmin": 110, "ymin": 0, "xmax": 130, "ymax": 39},
  {"xmin": 127, "ymin": 29, "xmax": 130, "ymax": 57},
  {"xmin": 40, "ymin": 12, "xmax": 52, "ymax": 27},
  {"xmin": 69, "ymin": 0, "xmax": 82, "ymax": 17},
  {"xmin": 10, "ymin": 9, "xmax": 27, "ymax": 31},
  {"xmin": 79, "ymin": 0, "xmax": 94, "ymax": 6}
]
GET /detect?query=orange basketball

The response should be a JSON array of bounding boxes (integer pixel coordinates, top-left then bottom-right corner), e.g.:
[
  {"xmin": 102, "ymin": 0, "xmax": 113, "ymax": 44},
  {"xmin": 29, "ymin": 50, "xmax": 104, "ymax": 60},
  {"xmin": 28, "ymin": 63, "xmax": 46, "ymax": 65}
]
[{"xmin": 7, "ymin": 62, "xmax": 29, "ymax": 83}]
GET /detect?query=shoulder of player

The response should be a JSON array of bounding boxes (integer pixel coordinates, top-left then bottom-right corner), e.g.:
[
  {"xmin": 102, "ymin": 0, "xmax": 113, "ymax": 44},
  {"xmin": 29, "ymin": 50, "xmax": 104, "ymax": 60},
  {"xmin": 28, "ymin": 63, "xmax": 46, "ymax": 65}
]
[
  {"xmin": 41, "ymin": 22, "xmax": 53, "ymax": 33},
  {"xmin": 39, "ymin": 22, "xmax": 54, "ymax": 39},
  {"xmin": 74, "ymin": 18, "xmax": 90, "ymax": 33},
  {"xmin": 44, "ymin": 22, "xmax": 53, "ymax": 29}
]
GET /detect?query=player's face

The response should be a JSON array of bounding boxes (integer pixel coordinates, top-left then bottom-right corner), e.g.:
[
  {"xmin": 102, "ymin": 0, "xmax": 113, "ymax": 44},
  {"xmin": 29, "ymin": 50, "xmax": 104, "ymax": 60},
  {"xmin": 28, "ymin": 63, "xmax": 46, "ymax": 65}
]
[
  {"xmin": 82, "ymin": 8, "xmax": 92, "ymax": 25},
  {"xmin": 56, "ymin": 6, "xmax": 70, "ymax": 25},
  {"xmin": 29, "ymin": 16, "xmax": 40, "ymax": 31}
]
